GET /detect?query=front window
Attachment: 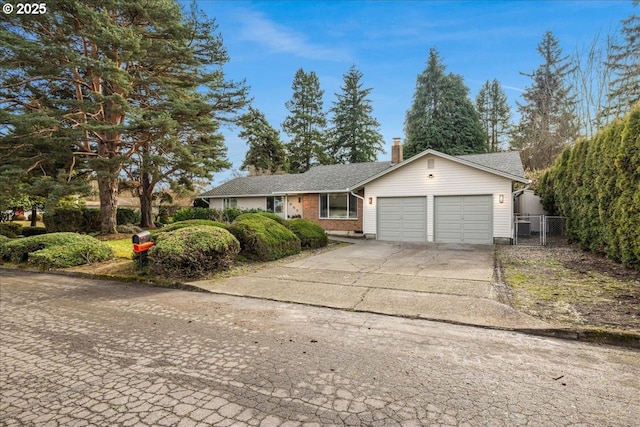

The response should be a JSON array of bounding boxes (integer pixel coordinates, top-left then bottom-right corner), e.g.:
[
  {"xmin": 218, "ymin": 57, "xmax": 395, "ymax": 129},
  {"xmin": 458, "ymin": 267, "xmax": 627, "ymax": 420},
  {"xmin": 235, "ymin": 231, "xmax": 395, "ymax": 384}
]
[
  {"xmin": 223, "ymin": 198, "xmax": 237, "ymax": 208},
  {"xmin": 319, "ymin": 193, "xmax": 357, "ymax": 219},
  {"xmin": 266, "ymin": 196, "xmax": 284, "ymax": 214}
]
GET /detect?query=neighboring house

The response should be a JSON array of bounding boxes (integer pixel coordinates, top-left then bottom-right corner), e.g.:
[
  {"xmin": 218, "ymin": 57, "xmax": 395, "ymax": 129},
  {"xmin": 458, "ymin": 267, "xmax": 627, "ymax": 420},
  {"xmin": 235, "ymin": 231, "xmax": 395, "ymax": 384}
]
[{"xmin": 201, "ymin": 140, "xmax": 530, "ymax": 244}]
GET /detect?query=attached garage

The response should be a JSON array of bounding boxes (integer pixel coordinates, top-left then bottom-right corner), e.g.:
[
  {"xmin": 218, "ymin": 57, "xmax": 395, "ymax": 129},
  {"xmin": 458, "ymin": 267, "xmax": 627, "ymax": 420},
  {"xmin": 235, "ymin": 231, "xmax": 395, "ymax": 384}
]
[
  {"xmin": 434, "ymin": 195, "xmax": 492, "ymax": 244},
  {"xmin": 377, "ymin": 197, "xmax": 426, "ymax": 242}
]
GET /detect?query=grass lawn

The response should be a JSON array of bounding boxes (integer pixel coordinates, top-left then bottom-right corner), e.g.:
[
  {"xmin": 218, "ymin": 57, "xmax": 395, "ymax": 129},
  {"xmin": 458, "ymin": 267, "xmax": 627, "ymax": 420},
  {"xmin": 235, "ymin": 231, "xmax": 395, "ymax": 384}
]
[{"xmin": 103, "ymin": 238, "xmax": 134, "ymax": 259}]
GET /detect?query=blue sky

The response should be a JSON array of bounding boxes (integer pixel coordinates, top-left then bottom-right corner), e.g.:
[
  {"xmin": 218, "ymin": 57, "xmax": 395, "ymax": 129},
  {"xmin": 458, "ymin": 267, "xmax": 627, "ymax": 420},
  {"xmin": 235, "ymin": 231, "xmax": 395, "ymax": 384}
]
[{"xmin": 190, "ymin": 0, "xmax": 636, "ymax": 185}]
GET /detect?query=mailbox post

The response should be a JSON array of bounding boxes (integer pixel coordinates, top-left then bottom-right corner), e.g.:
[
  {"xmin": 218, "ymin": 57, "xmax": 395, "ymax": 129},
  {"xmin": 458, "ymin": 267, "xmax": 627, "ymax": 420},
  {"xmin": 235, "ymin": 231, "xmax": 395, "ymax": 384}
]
[{"xmin": 132, "ymin": 231, "xmax": 154, "ymax": 267}]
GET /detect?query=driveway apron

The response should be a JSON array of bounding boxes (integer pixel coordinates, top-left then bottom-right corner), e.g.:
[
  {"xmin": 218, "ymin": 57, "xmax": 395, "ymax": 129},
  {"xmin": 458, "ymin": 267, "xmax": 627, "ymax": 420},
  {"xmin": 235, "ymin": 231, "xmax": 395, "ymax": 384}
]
[{"xmin": 188, "ymin": 239, "xmax": 550, "ymax": 331}]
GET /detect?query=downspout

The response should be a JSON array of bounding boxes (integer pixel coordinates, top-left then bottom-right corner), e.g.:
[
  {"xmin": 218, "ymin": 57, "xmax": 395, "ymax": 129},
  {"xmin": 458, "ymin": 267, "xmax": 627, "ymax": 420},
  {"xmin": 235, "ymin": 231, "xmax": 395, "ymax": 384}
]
[{"xmin": 350, "ymin": 190, "xmax": 365, "ymax": 238}]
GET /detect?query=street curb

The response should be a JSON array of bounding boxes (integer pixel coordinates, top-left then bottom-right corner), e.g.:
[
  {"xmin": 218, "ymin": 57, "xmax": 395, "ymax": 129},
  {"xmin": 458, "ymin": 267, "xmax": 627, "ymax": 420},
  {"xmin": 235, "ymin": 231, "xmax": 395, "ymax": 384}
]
[{"xmin": 2, "ymin": 265, "xmax": 639, "ymax": 350}]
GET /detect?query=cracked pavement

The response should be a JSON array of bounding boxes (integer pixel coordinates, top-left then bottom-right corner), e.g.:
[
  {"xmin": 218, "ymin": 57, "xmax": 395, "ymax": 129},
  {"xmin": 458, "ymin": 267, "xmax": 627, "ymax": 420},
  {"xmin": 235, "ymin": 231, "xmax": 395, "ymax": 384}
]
[{"xmin": 1, "ymin": 270, "xmax": 639, "ymax": 426}]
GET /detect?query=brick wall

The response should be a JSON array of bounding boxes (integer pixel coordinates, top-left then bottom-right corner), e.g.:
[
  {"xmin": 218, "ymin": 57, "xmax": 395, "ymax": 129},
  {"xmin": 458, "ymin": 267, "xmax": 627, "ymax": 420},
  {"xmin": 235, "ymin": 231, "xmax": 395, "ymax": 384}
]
[{"xmin": 301, "ymin": 193, "xmax": 363, "ymax": 233}]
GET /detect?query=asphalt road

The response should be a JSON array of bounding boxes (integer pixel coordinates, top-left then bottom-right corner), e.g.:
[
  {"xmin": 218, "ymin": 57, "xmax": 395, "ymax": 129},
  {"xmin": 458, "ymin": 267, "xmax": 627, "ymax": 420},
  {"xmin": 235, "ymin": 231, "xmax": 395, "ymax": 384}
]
[{"xmin": 1, "ymin": 270, "xmax": 639, "ymax": 426}]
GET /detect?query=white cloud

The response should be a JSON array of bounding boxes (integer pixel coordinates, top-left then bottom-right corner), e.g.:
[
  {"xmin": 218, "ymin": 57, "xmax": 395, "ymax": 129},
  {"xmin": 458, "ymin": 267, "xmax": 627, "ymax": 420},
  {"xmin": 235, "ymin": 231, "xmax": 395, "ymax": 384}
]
[{"xmin": 235, "ymin": 10, "xmax": 351, "ymax": 62}]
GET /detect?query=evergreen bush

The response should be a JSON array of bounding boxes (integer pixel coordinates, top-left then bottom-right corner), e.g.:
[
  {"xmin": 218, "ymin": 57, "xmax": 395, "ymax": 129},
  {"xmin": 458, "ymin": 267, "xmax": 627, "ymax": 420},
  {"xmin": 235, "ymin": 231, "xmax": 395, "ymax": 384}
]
[
  {"xmin": 117, "ymin": 208, "xmax": 141, "ymax": 226},
  {"xmin": 257, "ymin": 212, "xmax": 289, "ymax": 227},
  {"xmin": 153, "ymin": 219, "xmax": 227, "ymax": 236},
  {"xmin": 288, "ymin": 219, "xmax": 328, "ymax": 249},
  {"xmin": 538, "ymin": 107, "xmax": 640, "ymax": 269},
  {"xmin": 0, "ymin": 222, "xmax": 22, "ymax": 238},
  {"xmin": 229, "ymin": 213, "xmax": 301, "ymax": 261},
  {"xmin": 148, "ymin": 226, "xmax": 240, "ymax": 279},
  {"xmin": 43, "ymin": 208, "xmax": 101, "ymax": 233},
  {"xmin": 0, "ymin": 232, "xmax": 113, "ymax": 268},
  {"xmin": 21, "ymin": 226, "xmax": 48, "ymax": 237}
]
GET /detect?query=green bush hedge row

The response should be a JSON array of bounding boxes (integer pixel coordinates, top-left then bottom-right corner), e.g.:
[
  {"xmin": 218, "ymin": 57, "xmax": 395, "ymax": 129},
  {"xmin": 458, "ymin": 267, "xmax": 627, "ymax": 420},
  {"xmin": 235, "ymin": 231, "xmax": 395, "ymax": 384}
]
[
  {"xmin": 0, "ymin": 232, "xmax": 114, "ymax": 269},
  {"xmin": 153, "ymin": 219, "xmax": 228, "ymax": 236},
  {"xmin": 228, "ymin": 213, "xmax": 301, "ymax": 261},
  {"xmin": 288, "ymin": 219, "xmax": 328, "ymax": 249},
  {"xmin": 172, "ymin": 207, "xmax": 262, "ymax": 224},
  {"xmin": 538, "ymin": 107, "xmax": 640, "ymax": 269},
  {"xmin": 149, "ymin": 226, "xmax": 240, "ymax": 279},
  {"xmin": 0, "ymin": 222, "xmax": 22, "ymax": 238},
  {"xmin": 44, "ymin": 207, "xmax": 142, "ymax": 233}
]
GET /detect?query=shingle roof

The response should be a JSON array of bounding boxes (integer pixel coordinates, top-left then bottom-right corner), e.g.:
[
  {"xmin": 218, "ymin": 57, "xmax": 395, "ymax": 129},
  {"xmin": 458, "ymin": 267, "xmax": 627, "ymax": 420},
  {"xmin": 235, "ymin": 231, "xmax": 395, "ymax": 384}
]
[
  {"xmin": 457, "ymin": 151, "xmax": 526, "ymax": 179},
  {"xmin": 201, "ymin": 151, "xmax": 527, "ymax": 197},
  {"xmin": 201, "ymin": 162, "xmax": 393, "ymax": 197}
]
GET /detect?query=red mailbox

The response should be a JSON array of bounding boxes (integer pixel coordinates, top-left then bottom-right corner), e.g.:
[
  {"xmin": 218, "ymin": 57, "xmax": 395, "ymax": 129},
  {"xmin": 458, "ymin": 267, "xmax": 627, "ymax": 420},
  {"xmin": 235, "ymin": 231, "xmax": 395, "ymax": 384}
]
[{"xmin": 132, "ymin": 231, "xmax": 154, "ymax": 253}]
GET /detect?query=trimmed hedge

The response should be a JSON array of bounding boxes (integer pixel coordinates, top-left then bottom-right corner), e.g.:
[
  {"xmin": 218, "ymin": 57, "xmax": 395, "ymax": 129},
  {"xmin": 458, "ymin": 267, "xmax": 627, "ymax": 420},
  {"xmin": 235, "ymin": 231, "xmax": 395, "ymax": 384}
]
[
  {"xmin": 257, "ymin": 212, "xmax": 289, "ymax": 227},
  {"xmin": 172, "ymin": 206, "xmax": 263, "ymax": 224},
  {"xmin": 0, "ymin": 222, "xmax": 22, "ymax": 238},
  {"xmin": 538, "ymin": 106, "xmax": 640, "ymax": 269},
  {"xmin": 229, "ymin": 213, "xmax": 301, "ymax": 261},
  {"xmin": 148, "ymin": 226, "xmax": 240, "ymax": 279},
  {"xmin": 21, "ymin": 226, "xmax": 47, "ymax": 237},
  {"xmin": 117, "ymin": 208, "xmax": 141, "ymax": 226},
  {"xmin": 0, "ymin": 232, "xmax": 114, "ymax": 269},
  {"xmin": 153, "ymin": 219, "xmax": 227, "ymax": 236},
  {"xmin": 43, "ymin": 208, "xmax": 101, "ymax": 233},
  {"xmin": 288, "ymin": 219, "xmax": 328, "ymax": 249}
]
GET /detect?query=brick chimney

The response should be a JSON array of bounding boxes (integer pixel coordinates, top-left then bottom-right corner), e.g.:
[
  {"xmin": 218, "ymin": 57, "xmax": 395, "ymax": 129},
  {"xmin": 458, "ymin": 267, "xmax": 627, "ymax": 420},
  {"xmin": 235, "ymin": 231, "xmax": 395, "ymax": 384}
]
[{"xmin": 391, "ymin": 137, "xmax": 403, "ymax": 164}]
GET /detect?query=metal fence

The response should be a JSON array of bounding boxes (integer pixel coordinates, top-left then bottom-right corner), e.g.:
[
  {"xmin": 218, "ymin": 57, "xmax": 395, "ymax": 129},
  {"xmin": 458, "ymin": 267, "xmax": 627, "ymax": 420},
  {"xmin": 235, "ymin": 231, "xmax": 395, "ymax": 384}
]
[{"xmin": 514, "ymin": 215, "xmax": 566, "ymax": 246}]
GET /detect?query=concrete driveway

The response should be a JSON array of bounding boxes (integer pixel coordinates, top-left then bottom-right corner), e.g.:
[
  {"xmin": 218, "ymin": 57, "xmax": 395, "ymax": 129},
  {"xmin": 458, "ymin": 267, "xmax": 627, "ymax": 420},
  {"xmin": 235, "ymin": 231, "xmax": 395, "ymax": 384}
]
[{"xmin": 189, "ymin": 239, "xmax": 550, "ymax": 331}]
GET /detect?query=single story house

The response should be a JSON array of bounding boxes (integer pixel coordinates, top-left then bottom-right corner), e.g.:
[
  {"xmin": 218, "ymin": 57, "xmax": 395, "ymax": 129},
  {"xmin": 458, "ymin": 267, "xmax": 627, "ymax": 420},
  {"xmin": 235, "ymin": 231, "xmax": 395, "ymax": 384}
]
[{"xmin": 201, "ymin": 140, "xmax": 530, "ymax": 244}]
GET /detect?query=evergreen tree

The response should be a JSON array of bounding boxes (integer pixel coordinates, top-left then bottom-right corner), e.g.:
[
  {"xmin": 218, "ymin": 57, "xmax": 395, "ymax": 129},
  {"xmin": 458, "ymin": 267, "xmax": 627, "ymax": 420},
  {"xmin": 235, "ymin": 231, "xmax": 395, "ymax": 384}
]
[
  {"xmin": 404, "ymin": 48, "xmax": 485, "ymax": 158},
  {"xmin": 475, "ymin": 79, "xmax": 512, "ymax": 152},
  {"xmin": 281, "ymin": 69, "xmax": 327, "ymax": 173},
  {"xmin": 1, "ymin": 0, "xmax": 245, "ymax": 233},
  {"xmin": 512, "ymin": 31, "xmax": 578, "ymax": 171},
  {"xmin": 240, "ymin": 107, "xmax": 288, "ymax": 175},
  {"xmin": 327, "ymin": 65, "xmax": 384, "ymax": 164},
  {"xmin": 606, "ymin": 9, "xmax": 640, "ymax": 120}
]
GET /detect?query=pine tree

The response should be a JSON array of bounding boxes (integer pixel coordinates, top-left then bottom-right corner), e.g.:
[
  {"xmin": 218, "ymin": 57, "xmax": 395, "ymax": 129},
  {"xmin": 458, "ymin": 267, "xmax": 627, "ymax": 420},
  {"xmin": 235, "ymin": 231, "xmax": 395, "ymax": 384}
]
[
  {"xmin": 240, "ymin": 107, "xmax": 288, "ymax": 175},
  {"xmin": 606, "ymin": 10, "xmax": 640, "ymax": 120},
  {"xmin": 404, "ymin": 48, "xmax": 485, "ymax": 158},
  {"xmin": 326, "ymin": 65, "xmax": 384, "ymax": 164},
  {"xmin": 512, "ymin": 31, "xmax": 578, "ymax": 171},
  {"xmin": 281, "ymin": 69, "xmax": 327, "ymax": 173},
  {"xmin": 1, "ymin": 0, "xmax": 245, "ymax": 233},
  {"xmin": 475, "ymin": 79, "xmax": 512, "ymax": 152}
]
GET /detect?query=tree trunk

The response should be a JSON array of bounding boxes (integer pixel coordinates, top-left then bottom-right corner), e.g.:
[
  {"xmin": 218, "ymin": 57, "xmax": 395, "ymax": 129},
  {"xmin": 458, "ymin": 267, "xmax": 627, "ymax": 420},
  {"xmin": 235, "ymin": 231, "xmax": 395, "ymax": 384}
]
[
  {"xmin": 139, "ymin": 172, "xmax": 155, "ymax": 228},
  {"xmin": 98, "ymin": 176, "xmax": 118, "ymax": 234},
  {"xmin": 30, "ymin": 206, "xmax": 37, "ymax": 227}
]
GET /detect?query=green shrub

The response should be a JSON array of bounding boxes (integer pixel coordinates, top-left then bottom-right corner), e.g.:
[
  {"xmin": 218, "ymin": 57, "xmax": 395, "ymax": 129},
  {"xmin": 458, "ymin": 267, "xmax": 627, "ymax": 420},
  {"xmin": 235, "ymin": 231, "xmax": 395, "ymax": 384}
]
[
  {"xmin": 117, "ymin": 208, "xmax": 140, "ymax": 226},
  {"xmin": 43, "ymin": 208, "xmax": 101, "ymax": 233},
  {"xmin": 153, "ymin": 219, "xmax": 227, "ymax": 236},
  {"xmin": 0, "ymin": 222, "xmax": 22, "ymax": 238},
  {"xmin": 172, "ymin": 207, "xmax": 219, "ymax": 222},
  {"xmin": 538, "ymin": 106, "xmax": 640, "ymax": 269},
  {"xmin": 148, "ymin": 226, "xmax": 240, "ymax": 279},
  {"xmin": 288, "ymin": 219, "xmax": 328, "ymax": 249},
  {"xmin": 21, "ymin": 226, "xmax": 47, "ymax": 237},
  {"xmin": 0, "ymin": 232, "xmax": 114, "ymax": 269},
  {"xmin": 257, "ymin": 212, "xmax": 289, "ymax": 227},
  {"xmin": 229, "ymin": 213, "xmax": 300, "ymax": 261},
  {"xmin": 0, "ymin": 235, "xmax": 9, "ymax": 245}
]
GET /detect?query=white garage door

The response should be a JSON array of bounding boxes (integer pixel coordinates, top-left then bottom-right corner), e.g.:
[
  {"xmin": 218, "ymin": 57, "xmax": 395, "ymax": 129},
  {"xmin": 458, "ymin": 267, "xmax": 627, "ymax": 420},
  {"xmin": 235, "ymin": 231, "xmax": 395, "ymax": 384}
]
[
  {"xmin": 435, "ymin": 195, "xmax": 492, "ymax": 244},
  {"xmin": 377, "ymin": 197, "xmax": 426, "ymax": 242}
]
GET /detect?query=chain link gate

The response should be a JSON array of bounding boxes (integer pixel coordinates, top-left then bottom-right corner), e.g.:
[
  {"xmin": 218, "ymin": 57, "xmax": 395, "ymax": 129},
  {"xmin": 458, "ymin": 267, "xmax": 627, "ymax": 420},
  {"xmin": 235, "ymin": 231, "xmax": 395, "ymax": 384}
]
[{"xmin": 514, "ymin": 215, "xmax": 566, "ymax": 246}]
